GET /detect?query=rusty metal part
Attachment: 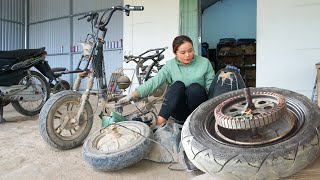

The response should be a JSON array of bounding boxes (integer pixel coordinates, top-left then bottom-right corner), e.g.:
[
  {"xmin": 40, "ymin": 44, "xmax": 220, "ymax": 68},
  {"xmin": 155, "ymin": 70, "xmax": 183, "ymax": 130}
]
[
  {"xmin": 214, "ymin": 111, "xmax": 295, "ymax": 145},
  {"xmin": 244, "ymin": 88, "xmax": 255, "ymax": 110},
  {"xmin": 214, "ymin": 91, "xmax": 287, "ymax": 130},
  {"xmin": 95, "ymin": 124, "xmax": 140, "ymax": 152},
  {"xmin": 54, "ymin": 100, "xmax": 89, "ymax": 139}
]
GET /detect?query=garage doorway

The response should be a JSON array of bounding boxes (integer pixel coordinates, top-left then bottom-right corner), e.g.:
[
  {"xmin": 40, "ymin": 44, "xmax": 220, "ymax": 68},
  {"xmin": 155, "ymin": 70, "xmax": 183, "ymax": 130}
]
[{"xmin": 201, "ymin": 0, "xmax": 257, "ymax": 87}]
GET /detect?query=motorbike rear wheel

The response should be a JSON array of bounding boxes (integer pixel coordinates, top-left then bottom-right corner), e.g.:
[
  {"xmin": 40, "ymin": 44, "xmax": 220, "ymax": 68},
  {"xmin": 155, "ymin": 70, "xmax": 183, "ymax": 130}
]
[
  {"xmin": 52, "ymin": 80, "xmax": 70, "ymax": 94},
  {"xmin": 39, "ymin": 90, "xmax": 93, "ymax": 150},
  {"xmin": 11, "ymin": 70, "xmax": 50, "ymax": 116}
]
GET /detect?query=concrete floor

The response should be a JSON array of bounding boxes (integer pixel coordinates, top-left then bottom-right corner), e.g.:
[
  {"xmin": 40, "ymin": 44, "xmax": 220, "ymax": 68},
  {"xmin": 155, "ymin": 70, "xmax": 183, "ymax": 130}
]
[
  {"xmin": 0, "ymin": 99, "xmax": 195, "ymax": 180},
  {"xmin": 1, "ymin": 97, "xmax": 320, "ymax": 179}
]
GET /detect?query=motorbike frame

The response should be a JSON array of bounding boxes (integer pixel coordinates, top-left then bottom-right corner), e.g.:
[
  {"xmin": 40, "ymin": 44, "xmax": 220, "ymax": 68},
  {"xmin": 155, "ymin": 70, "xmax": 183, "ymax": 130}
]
[{"xmin": 72, "ymin": 7, "xmax": 168, "ymax": 125}]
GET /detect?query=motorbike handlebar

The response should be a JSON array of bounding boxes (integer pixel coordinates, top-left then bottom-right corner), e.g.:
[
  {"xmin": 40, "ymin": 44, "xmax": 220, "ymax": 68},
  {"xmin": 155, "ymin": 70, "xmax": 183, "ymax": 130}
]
[
  {"xmin": 127, "ymin": 6, "xmax": 144, "ymax": 11},
  {"xmin": 78, "ymin": 5, "xmax": 144, "ymax": 29},
  {"xmin": 124, "ymin": 47, "xmax": 167, "ymax": 64},
  {"xmin": 77, "ymin": 12, "xmax": 98, "ymax": 21},
  {"xmin": 87, "ymin": 13, "xmax": 96, "ymax": 22},
  {"xmin": 78, "ymin": 14, "xmax": 88, "ymax": 20}
]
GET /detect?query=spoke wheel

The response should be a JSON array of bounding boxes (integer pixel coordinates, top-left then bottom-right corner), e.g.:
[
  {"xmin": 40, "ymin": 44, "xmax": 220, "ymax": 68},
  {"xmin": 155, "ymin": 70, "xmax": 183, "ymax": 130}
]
[
  {"xmin": 39, "ymin": 91, "xmax": 93, "ymax": 150},
  {"xmin": 52, "ymin": 100, "xmax": 89, "ymax": 140},
  {"xmin": 11, "ymin": 71, "xmax": 50, "ymax": 116},
  {"xmin": 52, "ymin": 80, "xmax": 70, "ymax": 94}
]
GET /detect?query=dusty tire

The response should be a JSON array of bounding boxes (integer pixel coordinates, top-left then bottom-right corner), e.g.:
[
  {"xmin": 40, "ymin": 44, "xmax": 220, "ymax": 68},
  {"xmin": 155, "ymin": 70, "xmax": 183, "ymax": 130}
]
[
  {"xmin": 12, "ymin": 70, "xmax": 50, "ymax": 116},
  {"xmin": 181, "ymin": 87, "xmax": 320, "ymax": 180},
  {"xmin": 39, "ymin": 90, "xmax": 93, "ymax": 150},
  {"xmin": 52, "ymin": 80, "xmax": 70, "ymax": 94},
  {"xmin": 82, "ymin": 121, "xmax": 153, "ymax": 171}
]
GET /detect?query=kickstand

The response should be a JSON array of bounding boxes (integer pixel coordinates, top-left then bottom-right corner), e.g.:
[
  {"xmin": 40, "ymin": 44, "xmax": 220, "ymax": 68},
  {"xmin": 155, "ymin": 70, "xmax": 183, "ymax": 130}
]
[{"xmin": 0, "ymin": 101, "xmax": 6, "ymax": 123}]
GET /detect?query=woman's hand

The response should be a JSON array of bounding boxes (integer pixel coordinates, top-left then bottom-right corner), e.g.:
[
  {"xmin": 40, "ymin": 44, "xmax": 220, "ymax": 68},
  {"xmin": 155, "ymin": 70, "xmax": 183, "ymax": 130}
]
[
  {"xmin": 117, "ymin": 94, "xmax": 133, "ymax": 104},
  {"xmin": 117, "ymin": 91, "xmax": 140, "ymax": 105}
]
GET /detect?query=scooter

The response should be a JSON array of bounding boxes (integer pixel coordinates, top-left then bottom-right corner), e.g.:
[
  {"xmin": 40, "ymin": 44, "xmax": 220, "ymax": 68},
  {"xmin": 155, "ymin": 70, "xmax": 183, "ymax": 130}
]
[{"xmin": 0, "ymin": 47, "xmax": 68, "ymax": 122}]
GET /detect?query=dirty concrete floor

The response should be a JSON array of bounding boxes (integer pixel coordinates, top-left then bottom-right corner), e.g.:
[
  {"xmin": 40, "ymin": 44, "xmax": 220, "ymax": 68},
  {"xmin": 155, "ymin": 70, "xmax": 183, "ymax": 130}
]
[
  {"xmin": 1, "ymin": 96, "xmax": 320, "ymax": 179},
  {"xmin": 0, "ymin": 97, "xmax": 194, "ymax": 180}
]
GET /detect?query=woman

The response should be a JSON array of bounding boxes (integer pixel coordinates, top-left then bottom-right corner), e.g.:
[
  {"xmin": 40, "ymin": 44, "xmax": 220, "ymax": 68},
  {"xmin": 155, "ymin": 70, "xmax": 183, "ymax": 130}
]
[{"xmin": 119, "ymin": 35, "xmax": 215, "ymax": 126}]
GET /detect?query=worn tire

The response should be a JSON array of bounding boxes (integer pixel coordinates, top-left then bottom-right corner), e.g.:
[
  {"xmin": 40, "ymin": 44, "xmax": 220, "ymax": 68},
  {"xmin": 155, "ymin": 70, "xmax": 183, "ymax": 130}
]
[
  {"xmin": 52, "ymin": 80, "xmax": 70, "ymax": 94},
  {"xmin": 181, "ymin": 87, "xmax": 320, "ymax": 180},
  {"xmin": 39, "ymin": 90, "xmax": 93, "ymax": 150},
  {"xmin": 82, "ymin": 121, "xmax": 153, "ymax": 171},
  {"xmin": 12, "ymin": 70, "xmax": 50, "ymax": 116}
]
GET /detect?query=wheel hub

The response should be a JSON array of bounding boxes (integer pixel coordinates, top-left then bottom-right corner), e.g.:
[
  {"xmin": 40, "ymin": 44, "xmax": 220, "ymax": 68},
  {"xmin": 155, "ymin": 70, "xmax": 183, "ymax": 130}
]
[
  {"xmin": 60, "ymin": 112, "xmax": 86, "ymax": 130},
  {"xmin": 61, "ymin": 112, "xmax": 77, "ymax": 130},
  {"xmin": 94, "ymin": 124, "xmax": 140, "ymax": 153},
  {"xmin": 214, "ymin": 89, "xmax": 295, "ymax": 145}
]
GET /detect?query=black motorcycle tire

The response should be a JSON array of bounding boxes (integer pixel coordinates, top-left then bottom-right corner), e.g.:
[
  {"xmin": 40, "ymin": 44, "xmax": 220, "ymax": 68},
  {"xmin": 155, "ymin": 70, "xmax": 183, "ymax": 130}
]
[
  {"xmin": 82, "ymin": 121, "xmax": 153, "ymax": 171},
  {"xmin": 1, "ymin": 101, "xmax": 10, "ymax": 106},
  {"xmin": 181, "ymin": 87, "xmax": 320, "ymax": 180},
  {"xmin": 39, "ymin": 90, "xmax": 93, "ymax": 150},
  {"xmin": 11, "ymin": 70, "xmax": 50, "ymax": 116},
  {"xmin": 52, "ymin": 80, "xmax": 70, "ymax": 94}
]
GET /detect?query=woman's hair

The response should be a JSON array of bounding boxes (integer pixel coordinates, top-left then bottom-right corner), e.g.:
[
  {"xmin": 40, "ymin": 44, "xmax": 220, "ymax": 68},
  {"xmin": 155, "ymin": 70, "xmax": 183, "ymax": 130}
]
[{"xmin": 172, "ymin": 35, "xmax": 193, "ymax": 54}]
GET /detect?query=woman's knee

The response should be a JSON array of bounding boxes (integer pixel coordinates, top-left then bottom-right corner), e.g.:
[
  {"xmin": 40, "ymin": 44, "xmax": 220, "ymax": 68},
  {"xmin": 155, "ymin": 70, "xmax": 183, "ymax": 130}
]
[
  {"xmin": 170, "ymin": 81, "xmax": 185, "ymax": 91},
  {"xmin": 163, "ymin": 81, "xmax": 186, "ymax": 109},
  {"xmin": 166, "ymin": 81, "xmax": 186, "ymax": 99},
  {"xmin": 187, "ymin": 83, "xmax": 207, "ymax": 95},
  {"xmin": 186, "ymin": 83, "xmax": 208, "ymax": 111}
]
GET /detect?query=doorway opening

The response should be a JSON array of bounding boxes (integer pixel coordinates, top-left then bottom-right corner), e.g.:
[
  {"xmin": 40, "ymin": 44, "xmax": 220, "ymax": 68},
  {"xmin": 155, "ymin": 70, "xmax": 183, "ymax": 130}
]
[{"xmin": 201, "ymin": 0, "xmax": 257, "ymax": 87}]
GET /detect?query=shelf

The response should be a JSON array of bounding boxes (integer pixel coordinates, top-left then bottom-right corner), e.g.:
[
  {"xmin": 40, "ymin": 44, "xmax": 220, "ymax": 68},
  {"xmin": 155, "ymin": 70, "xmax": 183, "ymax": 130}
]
[
  {"xmin": 218, "ymin": 54, "xmax": 243, "ymax": 57},
  {"xmin": 244, "ymin": 77, "xmax": 256, "ymax": 80},
  {"xmin": 216, "ymin": 42, "xmax": 256, "ymax": 87},
  {"xmin": 103, "ymin": 48, "xmax": 123, "ymax": 52},
  {"xmin": 242, "ymin": 64, "xmax": 256, "ymax": 68},
  {"xmin": 218, "ymin": 54, "xmax": 256, "ymax": 57}
]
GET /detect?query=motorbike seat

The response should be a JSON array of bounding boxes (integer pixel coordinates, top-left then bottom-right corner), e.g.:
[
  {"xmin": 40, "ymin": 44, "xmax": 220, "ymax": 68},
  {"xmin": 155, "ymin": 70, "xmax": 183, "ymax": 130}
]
[
  {"xmin": 0, "ymin": 47, "xmax": 46, "ymax": 60},
  {"xmin": 51, "ymin": 67, "xmax": 67, "ymax": 72}
]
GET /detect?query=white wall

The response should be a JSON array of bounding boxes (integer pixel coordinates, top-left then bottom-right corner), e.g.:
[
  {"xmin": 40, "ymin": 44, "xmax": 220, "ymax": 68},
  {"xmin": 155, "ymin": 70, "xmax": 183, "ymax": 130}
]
[
  {"xmin": 123, "ymin": 0, "xmax": 180, "ymax": 93},
  {"xmin": 257, "ymin": 0, "xmax": 320, "ymax": 98},
  {"xmin": 202, "ymin": 0, "xmax": 257, "ymax": 48}
]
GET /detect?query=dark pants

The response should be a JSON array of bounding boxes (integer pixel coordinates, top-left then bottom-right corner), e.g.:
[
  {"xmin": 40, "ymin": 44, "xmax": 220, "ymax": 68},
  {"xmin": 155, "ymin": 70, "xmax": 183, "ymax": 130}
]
[{"xmin": 158, "ymin": 81, "xmax": 208, "ymax": 123}]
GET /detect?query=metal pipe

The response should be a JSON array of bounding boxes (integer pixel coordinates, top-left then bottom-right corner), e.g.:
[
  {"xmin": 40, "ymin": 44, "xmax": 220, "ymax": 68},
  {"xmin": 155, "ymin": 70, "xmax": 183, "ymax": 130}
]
[
  {"xmin": 69, "ymin": 0, "xmax": 74, "ymax": 85},
  {"xmin": 24, "ymin": 0, "xmax": 29, "ymax": 49},
  {"xmin": 244, "ymin": 88, "xmax": 255, "ymax": 110},
  {"xmin": 0, "ymin": 18, "xmax": 24, "ymax": 25},
  {"xmin": 28, "ymin": 7, "xmax": 114, "ymax": 25}
]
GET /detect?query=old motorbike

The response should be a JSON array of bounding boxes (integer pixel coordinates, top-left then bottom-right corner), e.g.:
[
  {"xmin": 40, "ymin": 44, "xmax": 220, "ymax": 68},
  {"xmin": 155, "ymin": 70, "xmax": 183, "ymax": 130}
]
[{"xmin": 0, "ymin": 47, "xmax": 67, "ymax": 122}]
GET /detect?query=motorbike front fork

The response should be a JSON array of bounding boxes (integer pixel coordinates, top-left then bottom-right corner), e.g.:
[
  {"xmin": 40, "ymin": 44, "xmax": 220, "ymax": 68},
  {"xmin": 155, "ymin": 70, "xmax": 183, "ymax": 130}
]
[
  {"xmin": 71, "ymin": 72, "xmax": 94, "ymax": 124},
  {"xmin": 72, "ymin": 72, "xmax": 108, "ymax": 124}
]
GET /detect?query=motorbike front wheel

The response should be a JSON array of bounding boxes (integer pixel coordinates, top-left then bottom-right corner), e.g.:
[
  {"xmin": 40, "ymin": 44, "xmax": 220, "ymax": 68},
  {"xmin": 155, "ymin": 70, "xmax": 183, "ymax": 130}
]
[
  {"xmin": 39, "ymin": 90, "xmax": 93, "ymax": 150},
  {"xmin": 11, "ymin": 70, "xmax": 50, "ymax": 116}
]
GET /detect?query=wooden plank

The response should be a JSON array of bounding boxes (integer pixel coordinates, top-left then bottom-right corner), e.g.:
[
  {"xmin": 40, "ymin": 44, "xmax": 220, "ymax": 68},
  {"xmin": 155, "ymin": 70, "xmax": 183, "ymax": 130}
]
[{"xmin": 317, "ymin": 63, "xmax": 320, "ymax": 108}]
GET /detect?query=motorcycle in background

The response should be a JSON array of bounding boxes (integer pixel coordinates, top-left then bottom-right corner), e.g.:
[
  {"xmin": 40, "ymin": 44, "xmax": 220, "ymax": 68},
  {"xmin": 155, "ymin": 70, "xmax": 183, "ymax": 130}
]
[
  {"xmin": 0, "ymin": 47, "xmax": 68, "ymax": 122},
  {"xmin": 35, "ymin": 60, "xmax": 70, "ymax": 93}
]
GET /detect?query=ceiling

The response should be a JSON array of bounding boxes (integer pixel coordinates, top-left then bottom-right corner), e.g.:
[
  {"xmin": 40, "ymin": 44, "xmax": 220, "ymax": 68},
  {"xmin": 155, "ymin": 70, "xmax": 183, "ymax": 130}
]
[{"xmin": 201, "ymin": 0, "xmax": 220, "ymax": 11}]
